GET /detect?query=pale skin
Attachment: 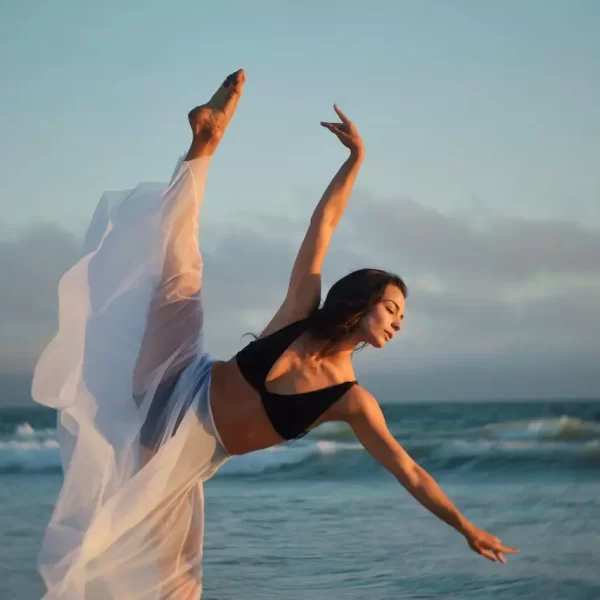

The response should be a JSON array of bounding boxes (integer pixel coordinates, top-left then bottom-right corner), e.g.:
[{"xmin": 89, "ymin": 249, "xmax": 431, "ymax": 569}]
[{"xmin": 167, "ymin": 69, "xmax": 519, "ymax": 566}]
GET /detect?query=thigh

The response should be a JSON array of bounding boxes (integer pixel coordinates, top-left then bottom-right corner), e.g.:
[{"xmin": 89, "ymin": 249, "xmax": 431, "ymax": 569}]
[
  {"xmin": 133, "ymin": 281, "xmax": 204, "ymax": 395},
  {"xmin": 133, "ymin": 164, "xmax": 207, "ymax": 394}
]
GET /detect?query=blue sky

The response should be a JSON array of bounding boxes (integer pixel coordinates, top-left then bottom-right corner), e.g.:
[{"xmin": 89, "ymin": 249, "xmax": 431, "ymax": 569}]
[
  {"xmin": 2, "ymin": 0, "xmax": 599, "ymax": 231},
  {"xmin": 1, "ymin": 1, "xmax": 599, "ymax": 400}
]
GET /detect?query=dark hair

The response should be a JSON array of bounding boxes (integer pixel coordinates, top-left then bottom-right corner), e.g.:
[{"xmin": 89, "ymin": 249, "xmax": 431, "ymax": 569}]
[{"xmin": 307, "ymin": 268, "xmax": 407, "ymax": 355}]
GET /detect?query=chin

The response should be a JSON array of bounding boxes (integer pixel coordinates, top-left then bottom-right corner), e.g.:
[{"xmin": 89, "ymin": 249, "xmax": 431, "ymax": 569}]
[
  {"xmin": 368, "ymin": 335, "xmax": 386, "ymax": 349},
  {"xmin": 357, "ymin": 326, "xmax": 386, "ymax": 349}
]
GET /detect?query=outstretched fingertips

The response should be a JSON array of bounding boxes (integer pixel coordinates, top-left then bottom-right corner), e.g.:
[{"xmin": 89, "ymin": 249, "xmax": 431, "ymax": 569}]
[
  {"xmin": 333, "ymin": 104, "xmax": 351, "ymax": 123},
  {"xmin": 321, "ymin": 122, "xmax": 340, "ymax": 133},
  {"xmin": 481, "ymin": 550, "xmax": 496, "ymax": 562},
  {"xmin": 321, "ymin": 122, "xmax": 343, "ymax": 133}
]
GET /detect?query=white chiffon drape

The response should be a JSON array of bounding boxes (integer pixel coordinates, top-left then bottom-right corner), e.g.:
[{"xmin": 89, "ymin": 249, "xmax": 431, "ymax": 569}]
[{"xmin": 32, "ymin": 156, "xmax": 229, "ymax": 599}]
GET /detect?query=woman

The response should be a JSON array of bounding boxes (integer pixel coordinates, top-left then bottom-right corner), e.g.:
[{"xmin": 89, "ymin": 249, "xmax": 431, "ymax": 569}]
[{"xmin": 32, "ymin": 69, "xmax": 517, "ymax": 599}]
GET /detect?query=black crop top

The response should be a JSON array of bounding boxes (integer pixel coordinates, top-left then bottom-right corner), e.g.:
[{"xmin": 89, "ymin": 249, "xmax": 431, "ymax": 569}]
[{"xmin": 235, "ymin": 319, "xmax": 357, "ymax": 440}]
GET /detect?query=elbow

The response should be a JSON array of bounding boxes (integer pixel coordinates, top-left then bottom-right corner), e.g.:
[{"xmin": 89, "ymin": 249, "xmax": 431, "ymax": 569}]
[
  {"xmin": 394, "ymin": 461, "xmax": 424, "ymax": 490},
  {"xmin": 311, "ymin": 211, "xmax": 337, "ymax": 230}
]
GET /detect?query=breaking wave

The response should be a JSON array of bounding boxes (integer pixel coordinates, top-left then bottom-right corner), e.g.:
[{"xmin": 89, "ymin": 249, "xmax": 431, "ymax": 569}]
[{"xmin": 1, "ymin": 414, "xmax": 599, "ymax": 477}]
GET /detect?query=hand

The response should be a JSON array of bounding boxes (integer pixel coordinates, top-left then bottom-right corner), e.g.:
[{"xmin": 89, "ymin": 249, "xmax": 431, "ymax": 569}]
[
  {"xmin": 321, "ymin": 105, "xmax": 364, "ymax": 157},
  {"xmin": 463, "ymin": 525, "xmax": 519, "ymax": 563}
]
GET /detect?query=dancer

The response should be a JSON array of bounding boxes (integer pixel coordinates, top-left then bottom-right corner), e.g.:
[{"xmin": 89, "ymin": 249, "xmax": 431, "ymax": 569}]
[{"xmin": 32, "ymin": 69, "xmax": 517, "ymax": 599}]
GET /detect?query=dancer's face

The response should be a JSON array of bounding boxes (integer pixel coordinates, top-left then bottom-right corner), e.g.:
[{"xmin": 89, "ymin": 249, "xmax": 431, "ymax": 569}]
[{"xmin": 356, "ymin": 284, "xmax": 405, "ymax": 348}]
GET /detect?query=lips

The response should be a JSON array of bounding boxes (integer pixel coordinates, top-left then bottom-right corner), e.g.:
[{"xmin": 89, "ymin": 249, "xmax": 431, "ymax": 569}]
[{"xmin": 384, "ymin": 330, "xmax": 393, "ymax": 341}]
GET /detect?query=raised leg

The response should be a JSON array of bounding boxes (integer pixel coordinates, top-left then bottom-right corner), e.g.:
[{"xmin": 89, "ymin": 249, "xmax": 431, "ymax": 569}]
[
  {"xmin": 133, "ymin": 70, "xmax": 246, "ymax": 396},
  {"xmin": 185, "ymin": 69, "xmax": 246, "ymax": 161}
]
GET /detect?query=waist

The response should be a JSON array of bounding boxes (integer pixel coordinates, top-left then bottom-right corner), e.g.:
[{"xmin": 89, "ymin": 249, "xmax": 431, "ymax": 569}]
[
  {"xmin": 210, "ymin": 359, "xmax": 286, "ymax": 455},
  {"xmin": 139, "ymin": 353, "xmax": 229, "ymax": 457}
]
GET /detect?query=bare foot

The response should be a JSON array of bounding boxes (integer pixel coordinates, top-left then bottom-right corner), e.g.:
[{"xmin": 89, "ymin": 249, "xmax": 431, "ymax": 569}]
[{"xmin": 185, "ymin": 69, "xmax": 246, "ymax": 159}]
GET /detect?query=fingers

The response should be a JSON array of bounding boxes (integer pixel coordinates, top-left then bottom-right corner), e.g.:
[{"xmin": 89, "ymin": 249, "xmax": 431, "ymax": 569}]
[
  {"xmin": 320, "ymin": 121, "xmax": 343, "ymax": 131},
  {"xmin": 320, "ymin": 122, "xmax": 349, "ymax": 139},
  {"xmin": 479, "ymin": 548, "xmax": 497, "ymax": 562},
  {"xmin": 492, "ymin": 538, "xmax": 519, "ymax": 554},
  {"xmin": 320, "ymin": 113, "xmax": 364, "ymax": 154},
  {"xmin": 333, "ymin": 104, "xmax": 351, "ymax": 124},
  {"xmin": 478, "ymin": 545, "xmax": 506, "ymax": 562},
  {"xmin": 470, "ymin": 534, "xmax": 519, "ymax": 564}
]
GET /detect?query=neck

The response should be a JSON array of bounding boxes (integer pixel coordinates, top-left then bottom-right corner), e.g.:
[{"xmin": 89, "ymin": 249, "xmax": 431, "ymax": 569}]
[{"xmin": 305, "ymin": 334, "xmax": 358, "ymax": 361}]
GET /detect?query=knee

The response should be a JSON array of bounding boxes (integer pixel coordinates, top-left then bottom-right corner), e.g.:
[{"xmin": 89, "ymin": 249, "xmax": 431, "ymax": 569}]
[{"xmin": 158, "ymin": 269, "xmax": 203, "ymax": 302}]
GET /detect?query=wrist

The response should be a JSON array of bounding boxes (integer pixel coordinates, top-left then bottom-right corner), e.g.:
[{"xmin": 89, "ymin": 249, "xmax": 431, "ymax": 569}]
[
  {"xmin": 349, "ymin": 147, "xmax": 365, "ymax": 162},
  {"xmin": 458, "ymin": 520, "xmax": 476, "ymax": 537}
]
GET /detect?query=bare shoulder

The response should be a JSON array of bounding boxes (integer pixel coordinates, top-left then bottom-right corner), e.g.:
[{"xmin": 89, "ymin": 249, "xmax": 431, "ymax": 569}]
[
  {"xmin": 340, "ymin": 384, "xmax": 416, "ymax": 483},
  {"xmin": 335, "ymin": 384, "xmax": 380, "ymax": 422}
]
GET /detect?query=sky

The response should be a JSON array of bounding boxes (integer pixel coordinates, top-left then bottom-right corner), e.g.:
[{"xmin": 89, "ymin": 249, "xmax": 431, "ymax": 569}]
[{"xmin": 1, "ymin": 0, "xmax": 599, "ymax": 403}]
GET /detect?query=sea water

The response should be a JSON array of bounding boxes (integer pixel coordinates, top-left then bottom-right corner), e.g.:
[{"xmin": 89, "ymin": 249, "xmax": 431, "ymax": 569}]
[{"xmin": 1, "ymin": 399, "xmax": 599, "ymax": 599}]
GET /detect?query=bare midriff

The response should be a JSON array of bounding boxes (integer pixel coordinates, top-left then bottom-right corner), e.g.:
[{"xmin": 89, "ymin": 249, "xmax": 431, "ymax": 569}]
[{"xmin": 209, "ymin": 358, "xmax": 285, "ymax": 455}]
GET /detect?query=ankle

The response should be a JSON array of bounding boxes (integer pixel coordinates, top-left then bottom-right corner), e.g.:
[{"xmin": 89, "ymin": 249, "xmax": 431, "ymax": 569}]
[{"xmin": 184, "ymin": 136, "xmax": 219, "ymax": 161}]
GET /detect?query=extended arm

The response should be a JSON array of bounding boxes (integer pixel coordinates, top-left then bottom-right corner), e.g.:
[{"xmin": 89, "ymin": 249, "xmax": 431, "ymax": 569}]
[
  {"xmin": 261, "ymin": 106, "xmax": 364, "ymax": 337},
  {"xmin": 345, "ymin": 388, "xmax": 519, "ymax": 563}
]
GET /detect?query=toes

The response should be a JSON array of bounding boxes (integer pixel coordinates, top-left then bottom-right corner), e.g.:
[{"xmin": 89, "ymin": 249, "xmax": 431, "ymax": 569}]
[
  {"xmin": 234, "ymin": 69, "xmax": 246, "ymax": 84},
  {"xmin": 223, "ymin": 69, "xmax": 245, "ymax": 90},
  {"xmin": 188, "ymin": 70, "xmax": 245, "ymax": 134}
]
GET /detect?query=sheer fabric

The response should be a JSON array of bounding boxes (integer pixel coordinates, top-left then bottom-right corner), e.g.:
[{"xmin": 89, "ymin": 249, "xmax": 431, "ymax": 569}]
[{"xmin": 32, "ymin": 156, "xmax": 229, "ymax": 599}]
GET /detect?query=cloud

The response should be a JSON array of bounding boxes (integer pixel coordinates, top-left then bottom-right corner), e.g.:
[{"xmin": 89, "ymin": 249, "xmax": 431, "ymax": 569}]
[
  {"xmin": 1, "ymin": 192, "xmax": 599, "ymax": 402},
  {"xmin": 349, "ymin": 192, "xmax": 600, "ymax": 283},
  {"xmin": 335, "ymin": 194, "xmax": 600, "ymax": 396},
  {"xmin": 0, "ymin": 223, "xmax": 80, "ymax": 372}
]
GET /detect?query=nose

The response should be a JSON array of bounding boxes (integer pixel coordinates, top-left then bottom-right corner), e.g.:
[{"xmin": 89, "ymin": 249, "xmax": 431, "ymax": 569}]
[{"xmin": 392, "ymin": 319, "xmax": 402, "ymax": 332}]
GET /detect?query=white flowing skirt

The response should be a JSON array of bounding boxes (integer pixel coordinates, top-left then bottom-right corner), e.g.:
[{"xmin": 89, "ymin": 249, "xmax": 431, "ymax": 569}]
[{"xmin": 31, "ymin": 156, "xmax": 230, "ymax": 599}]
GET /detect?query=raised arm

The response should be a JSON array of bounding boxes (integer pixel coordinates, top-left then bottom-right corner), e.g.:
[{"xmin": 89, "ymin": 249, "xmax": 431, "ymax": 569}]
[
  {"xmin": 344, "ymin": 387, "xmax": 519, "ymax": 563},
  {"xmin": 261, "ymin": 106, "xmax": 364, "ymax": 337}
]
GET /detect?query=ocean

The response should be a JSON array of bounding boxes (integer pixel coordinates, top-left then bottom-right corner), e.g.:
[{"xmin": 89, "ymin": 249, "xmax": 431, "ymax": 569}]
[{"xmin": 1, "ymin": 399, "xmax": 599, "ymax": 599}]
